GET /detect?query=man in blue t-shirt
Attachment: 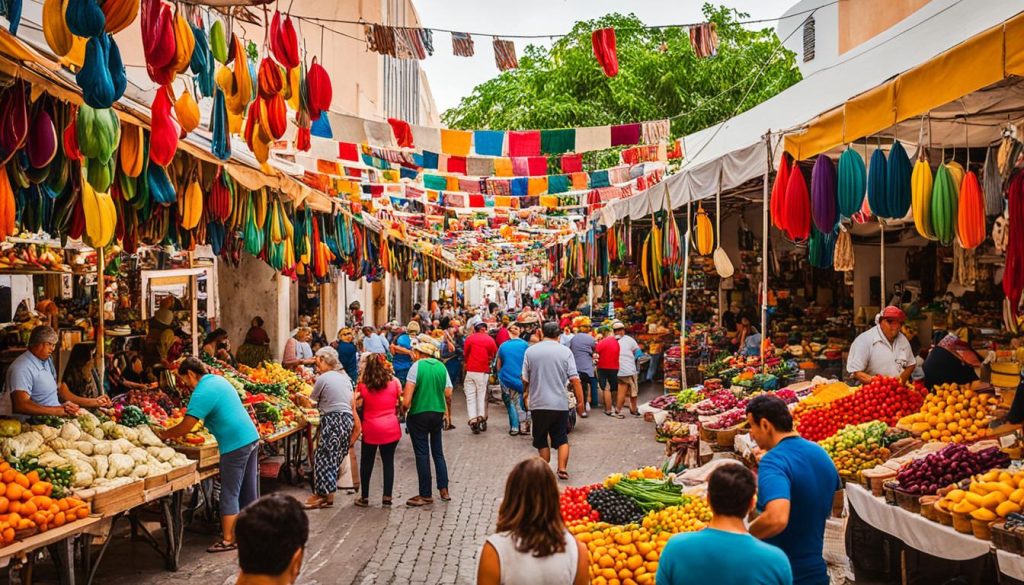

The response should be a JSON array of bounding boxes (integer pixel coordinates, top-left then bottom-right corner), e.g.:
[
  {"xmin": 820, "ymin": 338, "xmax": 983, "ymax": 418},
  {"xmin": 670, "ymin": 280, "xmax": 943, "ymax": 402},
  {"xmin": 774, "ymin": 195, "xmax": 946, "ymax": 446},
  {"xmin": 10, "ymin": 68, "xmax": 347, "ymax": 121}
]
[
  {"xmin": 495, "ymin": 325, "xmax": 529, "ymax": 435},
  {"xmin": 746, "ymin": 395, "xmax": 841, "ymax": 585},
  {"xmin": 656, "ymin": 464, "xmax": 792, "ymax": 585}
]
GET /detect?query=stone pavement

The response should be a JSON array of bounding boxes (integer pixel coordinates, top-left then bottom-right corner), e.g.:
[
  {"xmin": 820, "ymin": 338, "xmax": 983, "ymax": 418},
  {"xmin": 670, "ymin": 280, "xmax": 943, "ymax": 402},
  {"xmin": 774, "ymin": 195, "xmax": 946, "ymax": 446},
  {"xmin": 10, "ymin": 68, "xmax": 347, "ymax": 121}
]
[{"xmin": 89, "ymin": 383, "xmax": 666, "ymax": 585}]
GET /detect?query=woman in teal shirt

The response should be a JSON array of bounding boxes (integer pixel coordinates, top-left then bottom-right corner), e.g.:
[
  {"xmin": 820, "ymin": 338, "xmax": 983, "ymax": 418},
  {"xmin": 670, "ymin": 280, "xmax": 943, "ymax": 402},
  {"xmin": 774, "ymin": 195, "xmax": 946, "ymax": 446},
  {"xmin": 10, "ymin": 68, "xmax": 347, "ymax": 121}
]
[{"xmin": 160, "ymin": 356, "xmax": 260, "ymax": 554}]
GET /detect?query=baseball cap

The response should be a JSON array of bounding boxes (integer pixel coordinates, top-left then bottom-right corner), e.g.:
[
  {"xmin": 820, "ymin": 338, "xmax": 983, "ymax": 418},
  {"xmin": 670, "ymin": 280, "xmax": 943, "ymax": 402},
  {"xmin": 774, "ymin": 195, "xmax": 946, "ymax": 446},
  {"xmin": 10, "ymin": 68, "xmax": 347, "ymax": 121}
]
[
  {"xmin": 474, "ymin": 322, "xmax": 488, "ymax": 331},
  {"xmin": 879, "ymin": 306, "xmax": 907, "ymax": 323},
  {"xmin": 612, "ymin": 321, "xmax": 625, "ymax": 330}
]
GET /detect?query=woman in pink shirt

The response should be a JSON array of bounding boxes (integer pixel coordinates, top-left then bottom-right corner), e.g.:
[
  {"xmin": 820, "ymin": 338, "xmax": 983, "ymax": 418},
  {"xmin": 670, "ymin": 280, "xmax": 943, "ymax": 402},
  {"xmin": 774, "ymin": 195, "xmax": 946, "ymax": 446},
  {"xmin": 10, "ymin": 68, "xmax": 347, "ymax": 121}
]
[{"xmin": 355, "ymin": 354, "xmax": 402, "ymax": 507}]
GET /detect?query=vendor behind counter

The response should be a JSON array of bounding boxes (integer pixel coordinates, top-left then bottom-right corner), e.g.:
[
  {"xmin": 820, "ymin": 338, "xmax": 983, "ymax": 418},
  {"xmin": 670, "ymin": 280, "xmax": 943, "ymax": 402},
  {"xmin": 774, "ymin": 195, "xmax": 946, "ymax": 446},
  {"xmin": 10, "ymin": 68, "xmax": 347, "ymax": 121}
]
[{"xmin": 921, "ymin": 332, "xmax": 982, "ymax": 389}]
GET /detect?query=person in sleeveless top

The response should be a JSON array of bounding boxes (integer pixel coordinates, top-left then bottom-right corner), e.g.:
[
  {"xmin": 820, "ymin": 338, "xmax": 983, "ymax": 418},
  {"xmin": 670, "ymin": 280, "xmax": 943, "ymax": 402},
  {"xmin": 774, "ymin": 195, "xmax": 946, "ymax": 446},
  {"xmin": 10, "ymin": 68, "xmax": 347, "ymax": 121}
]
[{"xmin": 477, "ymin": 458, "xmax": 589, "ymax": 585}]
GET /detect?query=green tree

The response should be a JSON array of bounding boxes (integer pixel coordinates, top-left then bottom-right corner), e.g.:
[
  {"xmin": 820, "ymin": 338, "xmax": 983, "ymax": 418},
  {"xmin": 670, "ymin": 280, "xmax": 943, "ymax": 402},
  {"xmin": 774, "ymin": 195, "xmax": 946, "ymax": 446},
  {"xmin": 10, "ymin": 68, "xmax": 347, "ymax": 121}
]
[{"xmin": 442, "ymin": 4, "xmax": 801, "ymax": 143}]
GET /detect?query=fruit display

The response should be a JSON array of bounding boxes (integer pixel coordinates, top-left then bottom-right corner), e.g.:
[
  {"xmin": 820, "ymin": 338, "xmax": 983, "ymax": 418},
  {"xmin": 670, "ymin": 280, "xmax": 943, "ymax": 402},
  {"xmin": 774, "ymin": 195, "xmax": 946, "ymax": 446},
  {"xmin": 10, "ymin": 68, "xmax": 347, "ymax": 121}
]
[
  {"xmin": 606, "ymin": 477, "xmax": 688, "ymax": 512},
  {"xmin": 896, "ymin": 443, "xmax": 1009, "ymax": 495},
  {"xmin": 794, "ymin": 376, "xmax": 925, "ymax": 442},
  {"xmin": 561, "ymin": 484, "xmax": 601, "ymax": 524},
  {"xmin": 240, "ymin": 361, "xmax": 314, "ymax": 396},
  {"xmin": 121, "ymin": 389, "xmax": 181, "ymax": 425},
  {"xmin": 818, "ymin": 422, "xmax": 896, "ymax": 481},
  {"xmin": 0, "ymin": 411, "xmax": 193, "ymax": 491},
  {"xmin": 938, "ymin": 468, "xmax": 1024, "ymax": 521},
  {"xmin": 671, "ymin": 387, "xmax": 703, "ymax": 407},
  {"xmin": 9, "ymin": 456, "xmax": 74, "ymax": 498},
  {"xmin": 0, "ymin": 243, "xmax": 69, "ymax": 272},
  {"xmin": 799, "ymin": 381, "xmax": 855, "ymax": 407},
  {"xmin": 897, "ymin": 383, "xmax": 996, "ymax": 443},
  {"xmin": 570, "ymin": 498, "xmax": 712, "ymax": 585},
  {"xmin": 705, "ymin": 408, "xmax": 745, "ymax": 430},
  {"xmin": 693, "ymin": 390, "xmax": 738, "ymax": 416},
  {"xmin": 0, "ymin": 460, "xmax": 91, "ymax": 546},
  {"xmin": 654, "ymin": 421, "xmax": 691, "ymax": 443},
  {"xmin": 194, "ymin": 355, "xmax": 307, "ymax": 439},
  {"xmin": 160, "ymin": 415, "xmax": 215, "ymax": 446},
  {"xmin": 647, "ymin": 394, "xmax": 676, "ymax": 410},
  {"xmin": 774, "ymin": 388, "xmax": 798, "ymax": 404},
  {"xmin": 587, "ymin": 488, "xmax": 645, "ymax": 525},
  {"xmin": 116, "ymin": 405, "xmax": 149, "ymax": 428}
]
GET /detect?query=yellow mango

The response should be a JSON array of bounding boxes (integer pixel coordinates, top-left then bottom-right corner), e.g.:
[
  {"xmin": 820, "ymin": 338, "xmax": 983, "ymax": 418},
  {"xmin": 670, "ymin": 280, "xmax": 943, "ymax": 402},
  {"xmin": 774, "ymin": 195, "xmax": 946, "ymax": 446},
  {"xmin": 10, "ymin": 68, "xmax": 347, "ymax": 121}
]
[
  {"xmin": 946, "ymin": 489, "xmax": 966, "ymax": 504},
  {"xmin": 972, "ymin": 482, "xmax": 990, "ymax": 496},
  {"xmin": 1010, "ymin": 489, "xmax": 1024, "ymax": 504},
  {"xmin": 971, "ymin": 508, "xmax": 997, "ymax": 522},
  {"xmin": 997, "ymin": 501, "xmax": 1022, "ymax": 518},
  {"xmin": 1000, "ymin": 472, "xmax": 1013, "ymax": 483},
  {"xmin": 965, "ymin": 492, "xmax": 986, "ymax": 507},
  {"xmin": 953, "ymin": 500, "xmax": 978, "ymax": 514},
  {"xmin": 982, "ymin": 492, "xmax": 1007, "ymax": 509},
  {"xmin": 984, "ymin": 470, "xmax": 1001, "ymax": 483}
]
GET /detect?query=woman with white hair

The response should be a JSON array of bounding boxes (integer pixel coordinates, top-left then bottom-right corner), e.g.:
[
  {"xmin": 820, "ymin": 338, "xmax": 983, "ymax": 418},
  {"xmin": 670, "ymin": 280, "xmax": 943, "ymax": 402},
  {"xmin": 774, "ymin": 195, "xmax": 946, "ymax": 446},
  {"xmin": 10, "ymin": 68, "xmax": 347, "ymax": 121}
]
[{"xmin": 297, "ymin": 347, "xmax": 361, "ymax": 509}]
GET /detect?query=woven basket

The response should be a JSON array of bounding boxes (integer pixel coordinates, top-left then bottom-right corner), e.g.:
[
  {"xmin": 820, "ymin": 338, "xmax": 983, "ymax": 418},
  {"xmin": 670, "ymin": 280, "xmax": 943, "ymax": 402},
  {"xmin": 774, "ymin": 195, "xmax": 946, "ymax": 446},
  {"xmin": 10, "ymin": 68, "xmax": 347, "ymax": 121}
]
[
  {"xmin": 971, "ymin": 519, "xmax": 994, "ymax": 541},
  {"xmin": 933, "ymin": 501, "xmax": 953, "ymax": 526},
  {"xmin": 992, "ymin": 521, "xmax": 1024, "ymax": 554},
  {"xmin": 952, "ymin": 512, "xmax": 972, "ymax": 534}
]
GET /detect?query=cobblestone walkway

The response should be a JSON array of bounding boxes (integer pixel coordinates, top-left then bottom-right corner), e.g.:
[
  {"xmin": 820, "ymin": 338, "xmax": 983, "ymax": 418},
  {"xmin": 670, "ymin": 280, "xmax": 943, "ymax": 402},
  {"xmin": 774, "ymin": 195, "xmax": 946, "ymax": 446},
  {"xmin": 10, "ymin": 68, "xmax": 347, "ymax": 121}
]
[{"xmin": 92, "ymin": 384, "xmax": 665, "ymax": 585}]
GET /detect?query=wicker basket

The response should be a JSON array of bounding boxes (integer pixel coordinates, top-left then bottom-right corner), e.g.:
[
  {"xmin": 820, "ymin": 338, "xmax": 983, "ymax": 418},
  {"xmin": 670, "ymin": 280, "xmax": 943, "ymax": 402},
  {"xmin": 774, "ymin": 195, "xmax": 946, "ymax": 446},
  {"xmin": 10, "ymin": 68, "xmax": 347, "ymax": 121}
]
[
  {"xmin": 952, "ymin": 512, "xmax": 973, "ymax": 534},
  {"xmin": 883, "ymin": 481, "xmax": 900, "ymax": 506},
  {"xmin": 716, "ymin": 424, "xmax": 746, "ymax": 448},
  {"xmin": 993, "ymin": 521, "xmax": 1024, "ymax": 554},
  {"xmin": 699, "ymin": 424, "xmax": 717, "ymax": 443},
  {"xmin": 862, "ymin": 469, "xmax": 898, "ymax": 497},
  {"xmin": 971, "ymin": 519, "xmax": 994, "ymax": 540},
  {"xmin": 919, "ymin": 496, "xmax": 939, "ymax": 521},
  {"xmin": 895, "ymin": 489, "xmax": 922, "ymax": 514},
  {"xmin": 933, "ymin": 501, "xmax": 953, "ymax": 526}
]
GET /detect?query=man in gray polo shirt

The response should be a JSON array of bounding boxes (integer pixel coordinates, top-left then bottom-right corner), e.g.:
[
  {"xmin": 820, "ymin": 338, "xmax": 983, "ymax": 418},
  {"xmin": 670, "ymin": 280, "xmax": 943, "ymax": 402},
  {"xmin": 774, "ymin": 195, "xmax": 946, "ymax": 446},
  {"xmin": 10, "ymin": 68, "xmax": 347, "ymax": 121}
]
[{"xmin": 522, "ymin": 322, "xmax": 584, "ymax": 480}]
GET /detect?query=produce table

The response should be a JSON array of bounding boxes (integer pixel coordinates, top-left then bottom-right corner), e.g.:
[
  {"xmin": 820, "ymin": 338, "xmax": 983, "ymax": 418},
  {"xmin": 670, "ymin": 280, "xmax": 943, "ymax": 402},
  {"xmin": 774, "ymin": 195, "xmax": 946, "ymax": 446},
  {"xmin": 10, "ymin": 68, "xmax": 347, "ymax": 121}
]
[
  {"xmin": 998, "ymin": 550, "xmax": 1024, "ymax": 582},
  {"xmin": 0, "ymin": 516, "xmax": 100, "ymax": 584},
  {"xmin": 846, "ymin": 483, "xmax": 990, "ymax": 560},
  {"xmin": 260, "ymin": 421, "xmax": 313, "ymax": 484},
  {"xmin": 81, "ymin": 472, "xmax": 197, "ymax": 584}
]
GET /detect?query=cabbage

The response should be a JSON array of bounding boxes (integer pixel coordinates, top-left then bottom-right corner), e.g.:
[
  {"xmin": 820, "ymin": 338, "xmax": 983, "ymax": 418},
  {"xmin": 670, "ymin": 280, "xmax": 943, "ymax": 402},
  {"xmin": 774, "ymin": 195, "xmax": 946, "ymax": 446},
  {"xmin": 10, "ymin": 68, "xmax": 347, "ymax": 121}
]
[{"xmin": 59, "ymin": 421, "xmax": 82, "ymax": 442}]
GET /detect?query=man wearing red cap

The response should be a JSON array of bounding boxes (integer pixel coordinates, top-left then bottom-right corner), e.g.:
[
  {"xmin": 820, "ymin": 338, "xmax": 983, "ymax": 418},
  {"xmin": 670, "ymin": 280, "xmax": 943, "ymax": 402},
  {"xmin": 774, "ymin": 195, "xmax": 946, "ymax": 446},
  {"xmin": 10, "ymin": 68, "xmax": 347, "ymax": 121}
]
[{"xmin": 846, "ymin": 306, "xmax": 915, "ymax": 384}]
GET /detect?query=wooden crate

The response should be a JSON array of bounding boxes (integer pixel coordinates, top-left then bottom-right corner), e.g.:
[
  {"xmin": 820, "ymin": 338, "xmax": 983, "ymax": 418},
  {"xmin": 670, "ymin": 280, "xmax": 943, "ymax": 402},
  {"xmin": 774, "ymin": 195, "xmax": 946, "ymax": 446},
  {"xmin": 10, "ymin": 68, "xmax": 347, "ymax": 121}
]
[
  {"xmin": 143, "ymin": 471, "xmax": 169, "ymax": 491},
  {"xmin": 143, "ymin": 460, "xmax": 199, "ymax": 491},
  {"xmin": 175, "ymin": 444, "xmax": 219, "ymax": 470},
  {"xmin": 87, "ymin": 480, "xmax": 145, "ymax": 515}
]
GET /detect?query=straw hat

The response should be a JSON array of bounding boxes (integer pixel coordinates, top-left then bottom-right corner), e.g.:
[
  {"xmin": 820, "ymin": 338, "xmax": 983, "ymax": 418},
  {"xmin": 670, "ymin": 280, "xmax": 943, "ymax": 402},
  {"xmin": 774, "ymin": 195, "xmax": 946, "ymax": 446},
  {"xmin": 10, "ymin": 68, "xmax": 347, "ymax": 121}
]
[{"xmin": 414, "ymin": 342, "xmax": 439, "ymax": 358}]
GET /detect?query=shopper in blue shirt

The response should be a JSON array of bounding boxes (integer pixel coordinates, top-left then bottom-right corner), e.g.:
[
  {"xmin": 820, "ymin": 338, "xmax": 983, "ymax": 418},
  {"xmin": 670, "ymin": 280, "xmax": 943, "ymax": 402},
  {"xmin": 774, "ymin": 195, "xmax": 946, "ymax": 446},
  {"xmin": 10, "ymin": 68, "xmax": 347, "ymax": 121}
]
[
  {"xmin": 361, "ymin": 326, "xmax": 391, "ymax": 357},
  {"xmin": 746, "ymin": 395, "xmax": 840, "ymax": 585},
  {"xmin": 391, "ymin": 322, "xmax": 418, "ymax": 385},
  {"xmin": 161, "ymin": 357, "xmax": 260, "ymax": 554},
  {"xmin": 496, "ymin": 325, "xmax": 529, "ymax": 435},
  {"xmin": 656, "ymin": 463, "xmax": 792, "ymax": 585}
]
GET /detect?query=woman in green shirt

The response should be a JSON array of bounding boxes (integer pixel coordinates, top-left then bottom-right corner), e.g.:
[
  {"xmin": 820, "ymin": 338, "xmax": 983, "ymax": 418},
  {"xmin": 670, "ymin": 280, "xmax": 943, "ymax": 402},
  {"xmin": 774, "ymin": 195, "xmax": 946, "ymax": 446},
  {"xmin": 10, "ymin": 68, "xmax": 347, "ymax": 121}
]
[{"xmin": 402, "ymin": 343, "xmax": 453, "ymax": 507}]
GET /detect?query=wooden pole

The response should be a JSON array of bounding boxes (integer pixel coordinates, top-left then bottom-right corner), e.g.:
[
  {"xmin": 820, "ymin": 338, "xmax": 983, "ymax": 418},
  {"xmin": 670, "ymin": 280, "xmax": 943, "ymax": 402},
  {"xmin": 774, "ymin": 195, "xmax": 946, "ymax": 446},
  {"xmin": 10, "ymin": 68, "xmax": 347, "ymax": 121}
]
[
  {"xmin": 880, "ymin": 219, "xmax": 886, "ymax": 307},
  {"xmin": 95, "ymin": 247, "xmax": 105, "ymax": 392},
  {"xmin": 681, "ymin": 201, "xmax": 692, "ymax": 389}
]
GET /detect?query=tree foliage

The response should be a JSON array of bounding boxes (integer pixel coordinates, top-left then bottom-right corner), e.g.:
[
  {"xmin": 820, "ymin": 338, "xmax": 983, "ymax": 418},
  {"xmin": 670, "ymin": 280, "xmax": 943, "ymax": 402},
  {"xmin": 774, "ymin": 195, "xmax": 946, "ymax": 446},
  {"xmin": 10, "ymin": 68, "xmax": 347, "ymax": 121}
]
[{"xmin": 441, "ymin": 4, "xmax": 802, "ymax": 141}]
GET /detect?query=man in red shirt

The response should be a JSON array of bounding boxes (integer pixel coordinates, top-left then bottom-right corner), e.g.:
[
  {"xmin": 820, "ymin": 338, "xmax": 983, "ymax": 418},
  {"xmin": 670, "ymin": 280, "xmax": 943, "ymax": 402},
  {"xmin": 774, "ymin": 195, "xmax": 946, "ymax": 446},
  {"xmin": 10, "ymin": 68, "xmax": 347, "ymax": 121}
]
[
  {"xmin": 594, "ymin": 327, "xmax": 623, "ymax": 418},
  {"xmin": 463, "ymin": 322, "xmax": 498, "ymax": 433}
]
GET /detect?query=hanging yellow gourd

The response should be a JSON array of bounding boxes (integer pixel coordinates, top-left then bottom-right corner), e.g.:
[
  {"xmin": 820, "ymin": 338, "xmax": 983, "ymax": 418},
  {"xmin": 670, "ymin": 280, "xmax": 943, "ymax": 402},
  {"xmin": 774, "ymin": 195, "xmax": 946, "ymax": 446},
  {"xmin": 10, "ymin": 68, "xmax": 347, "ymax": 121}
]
[
  {"xmin": 694, "ymin": 202, "xmax": 714, "ymax": 255},
  {"xmin": 911, "ymin": 158, "xmax": 935, "ymax": 240}
]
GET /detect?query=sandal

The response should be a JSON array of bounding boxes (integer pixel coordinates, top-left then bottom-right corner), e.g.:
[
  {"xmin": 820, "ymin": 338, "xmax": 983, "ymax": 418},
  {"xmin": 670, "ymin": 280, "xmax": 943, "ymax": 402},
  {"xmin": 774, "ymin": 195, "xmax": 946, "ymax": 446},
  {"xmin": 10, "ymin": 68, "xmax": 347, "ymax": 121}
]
[
  {"xmin": 509, "ymin": 429, "xmax": 520, "ymax": 436},
  {"xmin": 479, "ymin": 419, "xmax": 487, "ymax": 432},
  {"xmin": 354, "ymin": 497, "xmax": 370, "ymax": 508},
  {"xmin": 382, "ymin": 497, "xmax": 393, "ymax": 508},
  {"xmin": 406, "ymin": 495, "xmax": 434, "ymax": 507},
  {"xmin": 304, "ymin": 495, "xmax": 333, "ymax": 510},
  {"xmin": 557, "ymin": 470, "xmax": 570, "ymax": 481},
  {"xmin": 612, "ymin": 411, "xmax": 625, "ymax": 419},
  {"xmin": 604, "ymin": 411, "xmax": 614, "ymax": 417},
  {"xmin": 207, "ymin": 540, "xmax": 237, "ymax": 553},
  {"xmin": 439, "ymin": 489, "xmax": 451, "ymax": 501},
  {"xmin": 469, "ymin": 418, "xmax": 480, "ymax": 434}
]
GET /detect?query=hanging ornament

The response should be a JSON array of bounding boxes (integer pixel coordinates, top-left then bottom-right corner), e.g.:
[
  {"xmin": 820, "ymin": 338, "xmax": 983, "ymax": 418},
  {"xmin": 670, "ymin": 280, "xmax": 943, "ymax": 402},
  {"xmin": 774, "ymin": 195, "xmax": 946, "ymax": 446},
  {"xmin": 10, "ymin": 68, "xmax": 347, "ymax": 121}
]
[
  {"xmin": 770, "ymin": 153, "xmax": 791, "ymax": 233},
  {"xmin": 958, "ymin": 170, "xmax": 985, "ymax": 249},
  {"xmin": 911, "ymin": 158, "xmax": 935, "ymax": 240},
  {"xmin": 837, "ymin": 146, "xmax": 866, "ymax": 217},
  {"xmin": 811, "ymin": 154, "xmax": 837, "ymax": 232},
  {"xmin": 884, "ymin": 140, "xmax": 912, "ymax": 219},
  {"xmin": 784, "ymin": 161, "xmax": 811, "ymax": 241},
  {"xmin": 867, "ymin": 148, "xmax": 888, "ymax": 217}
]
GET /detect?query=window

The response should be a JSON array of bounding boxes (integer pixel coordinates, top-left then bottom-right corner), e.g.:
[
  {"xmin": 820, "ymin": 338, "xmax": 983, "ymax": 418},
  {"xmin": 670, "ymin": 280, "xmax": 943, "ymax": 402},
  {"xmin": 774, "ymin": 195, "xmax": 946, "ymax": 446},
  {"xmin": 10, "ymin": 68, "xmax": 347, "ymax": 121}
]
[{"xmin": 803, "ymin": 17, "xmax": 816, "ymax": 62}]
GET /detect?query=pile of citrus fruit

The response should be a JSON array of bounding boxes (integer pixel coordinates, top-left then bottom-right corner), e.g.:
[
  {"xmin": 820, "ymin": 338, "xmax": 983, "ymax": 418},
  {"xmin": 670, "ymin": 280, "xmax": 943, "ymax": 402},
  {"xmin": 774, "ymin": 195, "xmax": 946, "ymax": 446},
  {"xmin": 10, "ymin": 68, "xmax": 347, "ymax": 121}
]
[
  {"xmin": 897, "ymin": 383, "xmax": 995, "ymax": 443},
  {"xmin": 568, "ymin": 497, "xmax": 712, "ymax": 585}
]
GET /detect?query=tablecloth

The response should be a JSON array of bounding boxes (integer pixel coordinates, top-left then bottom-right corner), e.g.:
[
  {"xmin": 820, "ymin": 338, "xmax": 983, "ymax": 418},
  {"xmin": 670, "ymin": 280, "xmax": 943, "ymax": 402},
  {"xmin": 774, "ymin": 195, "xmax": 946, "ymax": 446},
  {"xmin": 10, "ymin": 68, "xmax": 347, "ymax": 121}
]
[
  {"xmin": 998, "ymin": 549, "xmax": 1024, "ymax": 581},
  {"xmin": 845, "ymin": 483, "xmax": 991, "ymax": 560}
]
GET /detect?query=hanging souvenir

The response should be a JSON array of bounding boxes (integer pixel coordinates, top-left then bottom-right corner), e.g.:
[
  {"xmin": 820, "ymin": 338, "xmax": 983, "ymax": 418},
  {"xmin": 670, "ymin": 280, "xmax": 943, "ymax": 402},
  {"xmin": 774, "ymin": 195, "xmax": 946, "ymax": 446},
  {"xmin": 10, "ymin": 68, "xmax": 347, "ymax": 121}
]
[
  {"xmin": 867, "ymin": 148, "xmax": 887, "ymax": 217},
  {"xmin": 783, "ymin": 162, "xmax": 810, "ymax": 241},
  {"xmin": 931, "ymin": 163, "xmax": 957, "ymax": 247},
  {"xmin": 1004, "ymin": 172, "xmax": 1024, "ymax": 309},
  {"xmin": 882, "ymin": 140, "xmax": 912, "ymax": 219},
  {"xmin": 837, "ymin": 146, "xmax": 866, "ymax": 217},
  {"xmin": 694, "ymin": 202, "xmax": 713, "ymax": 255},
  {"xmin": 591, "ymin": 28, "xmax": 618, "ymax": 77},
  {"xmin": 958, "ymin": 170, "xmax": 985, "ymax": 250},
  {"xmin": 42, "ymin": 0, "xmax": 73, "ymax": 56},
  {"xmin": 811, "ymin": 154, "xmax": 837, "ymax": 232},
  {"xmin": 771, "ymin": 153, "xmax": 791, "ymax": 233},
  {"xmin": 911, "ymin": 158, "xmax": 934, "ymax": 239},
  {"xmin": 983, "ymin": 146, "xmax": 1005, "ymax": 216},
  {"xmin": 833, "ymin": 228, "xmax": 854, "ymax": 272}
]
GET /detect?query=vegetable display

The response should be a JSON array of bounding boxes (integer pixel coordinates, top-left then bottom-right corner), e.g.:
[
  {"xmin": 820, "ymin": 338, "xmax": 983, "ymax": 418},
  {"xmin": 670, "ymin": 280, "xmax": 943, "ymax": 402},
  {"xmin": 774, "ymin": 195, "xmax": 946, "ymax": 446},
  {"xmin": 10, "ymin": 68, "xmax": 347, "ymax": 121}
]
[
  {"xmin": 0, "ymin": 460, "xmax": 91, "ymax": 546},
  {"xmin": 607, "ymin": 477, "xmax": 687, "ymax": 512},
  {"xmin": 795, "ymin": 376, "xmax": 924, "ymax": 442},
  {"xmin": 896, "ymin": 443, "xmax": 1008, "ymax": 495},
  {"xmin": 586, "ymin": 488, "xmax": 645, "ymax": 525},
  {"xmin": 560, "ymin": 484, "xmax": 600, "ymax": 524}
]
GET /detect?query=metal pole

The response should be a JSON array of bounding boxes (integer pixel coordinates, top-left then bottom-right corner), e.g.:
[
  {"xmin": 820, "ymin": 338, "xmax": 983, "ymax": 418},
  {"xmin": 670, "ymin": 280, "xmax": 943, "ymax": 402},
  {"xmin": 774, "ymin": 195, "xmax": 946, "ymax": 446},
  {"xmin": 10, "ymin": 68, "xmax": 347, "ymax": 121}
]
[
  {"xmin": 880, "ymin": 219, "xmax": 886, "ymax": 306},
  {"xmin": 760, "ymin": 133, "xmax": 771, "ymax": 374},
  {"xmin": 681, "ymin": 201, "xmax": 692, "ymax": 389},
  {"xmin": 96, "ymin": 246, "xmax": 105, "ymax": 392}
]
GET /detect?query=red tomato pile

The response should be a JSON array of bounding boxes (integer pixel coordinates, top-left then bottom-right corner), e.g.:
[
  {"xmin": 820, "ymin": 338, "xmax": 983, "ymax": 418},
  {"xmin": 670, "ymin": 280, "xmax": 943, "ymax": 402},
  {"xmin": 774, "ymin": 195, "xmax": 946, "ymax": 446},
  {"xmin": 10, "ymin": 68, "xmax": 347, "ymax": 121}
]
[
  {"xmin": 796, "ymin": 376, "xmax": 925, "ymax": 442},
  {"xmin": 561, "ymin": 484, "xmax": 601, "ymax": 524}
]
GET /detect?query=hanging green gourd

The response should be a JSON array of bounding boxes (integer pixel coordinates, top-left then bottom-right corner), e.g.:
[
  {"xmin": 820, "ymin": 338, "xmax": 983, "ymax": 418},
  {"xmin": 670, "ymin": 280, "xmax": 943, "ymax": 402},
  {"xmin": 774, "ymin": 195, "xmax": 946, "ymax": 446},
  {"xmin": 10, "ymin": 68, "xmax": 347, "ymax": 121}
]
[
  {"xmin": 911, "ymin": 157, "xmax": 935, "ymax": 239},
  {"xmin": 838, "ymin": 146, "xmax": 866, "ymax": 218},
  {"xmin": 867, "ymin": 148, "xmax": 888, "ymax": 217},
  {"xmin": 885, "ymin": 140, "xmax": 912, "ymax": 219},
  {"xmin": 931, "ymin": 163, "xmax": 957, "ymax": 246},
  {"xmin": 811, "ymin": 154, "xmax": 838, "ymax": 232}
]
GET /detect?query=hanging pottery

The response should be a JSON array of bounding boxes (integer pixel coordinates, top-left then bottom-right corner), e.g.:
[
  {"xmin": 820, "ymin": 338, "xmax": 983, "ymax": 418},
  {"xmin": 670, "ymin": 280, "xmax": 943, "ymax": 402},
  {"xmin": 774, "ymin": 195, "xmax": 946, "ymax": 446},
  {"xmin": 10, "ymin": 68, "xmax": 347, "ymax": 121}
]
[
  {"xmin": 911, "ymin": 159, "xmax": 934, "ymax": 239},
  {"xmin": 958, "ymin": 170, "xmax": 985, "ymax": 249},
  {"xmin": 811, "ymin": 154, "xmax": 838, "ymax": 232}
]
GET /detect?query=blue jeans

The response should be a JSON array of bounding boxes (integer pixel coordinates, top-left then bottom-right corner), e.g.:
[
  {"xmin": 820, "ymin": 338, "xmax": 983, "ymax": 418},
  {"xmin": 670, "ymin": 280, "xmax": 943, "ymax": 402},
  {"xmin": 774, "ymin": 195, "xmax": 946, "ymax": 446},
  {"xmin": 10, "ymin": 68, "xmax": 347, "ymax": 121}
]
[
  {"xmin": 501, "ymin": 383, "xmax": 528, "ymax": 430},
  {"xmin": 407, "ymin": 411, "xmax": 448, "ymax": 498},
  {"xmin": 645, "ymin": 353, "xmax": 663, "ymax": 383},
  {"xmin": 580, "ymin": 372, "xmax": 600, "ymax": 407}
]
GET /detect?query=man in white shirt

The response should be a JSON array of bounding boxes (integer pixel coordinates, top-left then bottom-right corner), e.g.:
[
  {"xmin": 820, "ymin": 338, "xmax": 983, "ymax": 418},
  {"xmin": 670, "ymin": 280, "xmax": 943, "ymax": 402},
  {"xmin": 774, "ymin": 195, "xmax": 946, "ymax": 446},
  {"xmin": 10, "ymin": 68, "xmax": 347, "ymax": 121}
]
[
  {"xmin": 613, "ymin": 322, "xmax": 641, "ymax": 417},
  {"xmin": 846, "ymin": 306, "xmax": 915, "ymax": 384}
]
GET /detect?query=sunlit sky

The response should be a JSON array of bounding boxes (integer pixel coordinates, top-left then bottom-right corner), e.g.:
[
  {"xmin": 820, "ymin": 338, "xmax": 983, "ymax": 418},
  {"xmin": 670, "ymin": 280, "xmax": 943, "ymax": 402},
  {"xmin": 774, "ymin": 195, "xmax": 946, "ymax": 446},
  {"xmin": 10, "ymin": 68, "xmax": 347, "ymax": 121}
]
[{"xmin": 416, "ymin": 0, "xmax": 798, "ymax": 115}]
